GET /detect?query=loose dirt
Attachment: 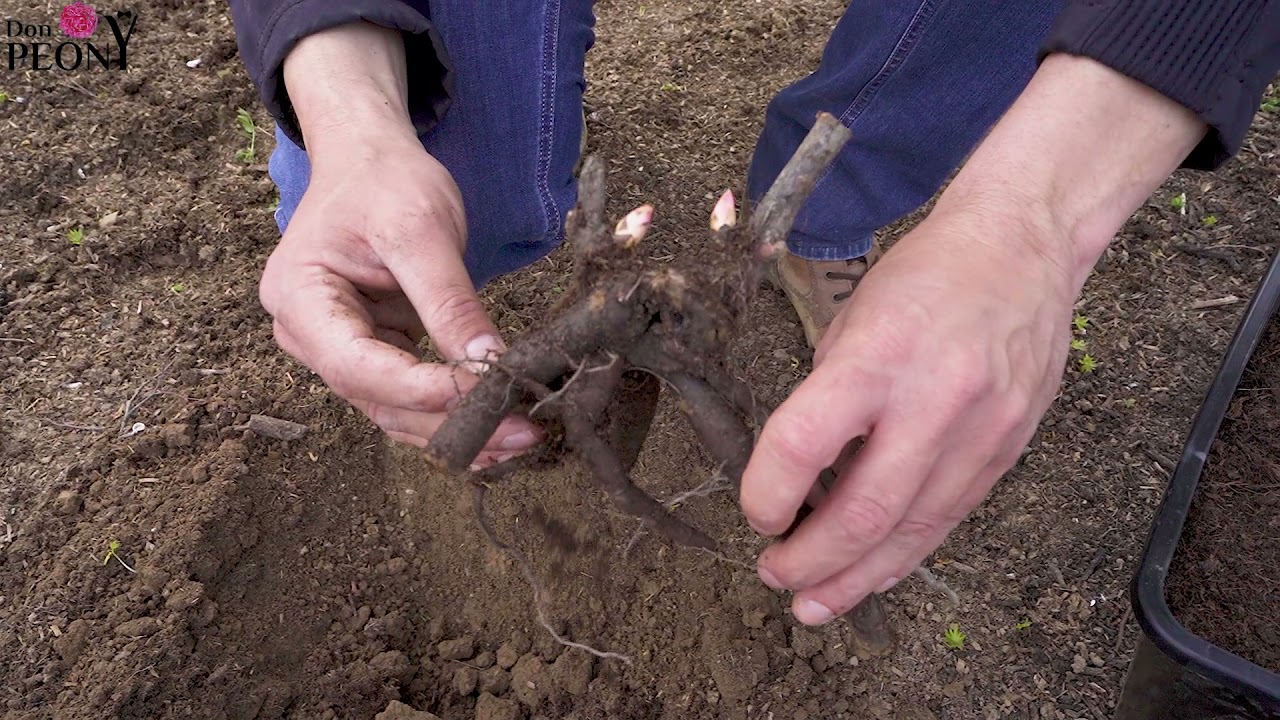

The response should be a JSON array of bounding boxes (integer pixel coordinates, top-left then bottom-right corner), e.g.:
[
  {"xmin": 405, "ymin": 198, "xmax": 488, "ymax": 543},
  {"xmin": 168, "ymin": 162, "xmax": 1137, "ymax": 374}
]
[
  {"xmin": 1167, "ymin": 315, "xmax": 1280, "ymax": 675},
  {"xmin": 2, "ymin": 1, "xmax": 1278, "ymax": 718}
]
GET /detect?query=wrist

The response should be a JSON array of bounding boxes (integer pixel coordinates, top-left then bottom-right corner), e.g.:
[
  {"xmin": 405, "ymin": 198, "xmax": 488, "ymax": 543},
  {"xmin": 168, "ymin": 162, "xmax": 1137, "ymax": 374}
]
[
  {"xmin": 935, "ymin": 53, "xmax": 1206, "ymax": 290},
  {"xmin": 282, "ymin": 22, "xmax": 419, "ymax": 158}
]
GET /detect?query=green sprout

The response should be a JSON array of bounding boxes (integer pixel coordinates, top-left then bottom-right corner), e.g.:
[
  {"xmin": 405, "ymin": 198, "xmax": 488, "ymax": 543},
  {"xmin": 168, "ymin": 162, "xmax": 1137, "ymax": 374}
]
[
  {"xmin": 67, "ymin": 227, "xmax": 84, "ymax": 246},
  {"xmin": 1202, "ymin": 215, "xmax": 1219, "ymax": 226},
  {"xmin": 1070, "ymin": 338, "xmax": 1087, "ymax": 352},
  {"xmin": 102, "ymin": 539, "xmax": 135, "ymax": 573},
  {"xmin": 234, "ymin": 108, "xmax": 257, "ymax": 163},
  {"xmin": 0, "ymin": 91, "xmax": 9, "ymax": 103},
  {"xmin": 1015, "ymin": 618, "xmax": 1032, "ymax": 631},
  {"xmin": 943, "ymin": 623, "xmax": 966, "ymax": 650},
  {"xmin": 1262, "ymin": 98, "xmax": 1279, "ymax": 113},
  {"xmin": 169, "ymin": 282, "xmax": 186, "ymax": 294},
  {"xmin": 1072, "ymin": 314, "xmax": 1089, "ymax": 333},
  {"xmin": 660, "ymin": 81, "xmax": 684, "ymax": 92},
  {"xmin": 1170, "ymin": 192, "xmax": 1186, "ymax": 212},
  {"xmin": 1120, "ymin": 397, "xmax": 1137, "ymax": 408},
  {"xmin": 1079, "ymin": 354, "xmax": 1098, "ymax": 373}
]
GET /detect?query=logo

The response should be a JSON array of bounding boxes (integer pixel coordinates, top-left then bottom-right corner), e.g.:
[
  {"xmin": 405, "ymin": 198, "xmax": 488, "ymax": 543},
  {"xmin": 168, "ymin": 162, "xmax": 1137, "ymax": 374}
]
[
  {"xmin": 5, "ymin": 4, "xmax": 135, "ymax": 71},
  {"xmin": 59, "ymin": 3, "xmax": 98, "ymax": 39}
]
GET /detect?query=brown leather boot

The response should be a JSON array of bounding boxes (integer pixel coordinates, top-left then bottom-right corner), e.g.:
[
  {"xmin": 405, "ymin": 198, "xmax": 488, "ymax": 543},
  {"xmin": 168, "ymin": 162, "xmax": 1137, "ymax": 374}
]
[{"xmin": 769, "ymin": 242, "xmax": 883, "ymax": 348}]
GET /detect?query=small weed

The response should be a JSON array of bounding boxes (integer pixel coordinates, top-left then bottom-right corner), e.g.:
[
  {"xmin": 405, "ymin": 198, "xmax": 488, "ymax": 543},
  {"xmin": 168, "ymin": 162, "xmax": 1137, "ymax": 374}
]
[
  {"xmin": 0, "ymin": 91, "xmax": 9, "ymax": 103},
  {"xmin": 1202, "ymin": 215, "xmax": 1218, "ymax": 226},
  {"xmin": 169, "ymin": 282, "xmax": 186, "ymax": 294},
  {"xmin": 1070, "ymin": 338, "xmax": 1087, "ymax": 352},
  {"xmin": 1262, "ymin": 98, "xmax": 1280, "ymax": 113},
  {"xmin": 1170, "ymin": 192, "xmax": 1186, "ymax": 213},
  {"xmin": 1120, "ymin": 397, "xmax": 1137, "ymax": 408},
  {"xmin": 1015, "ymin": 618, "xmax": 1032, "ymax": 631},
  {"xmin": 67, "ymin": 227, "xmax": 84, "ymax": 246},
  {"xmin": 943, "ymin": 623, "xmax": 966, "ymax": 650},
  {"xmin": 660, "ymin": 81, "xmax": 684, "ymax": 92},
  {"xmin": 1078, "ymin": 354, "xmax": 1098, "ymax": 373},
  {"xmin": 235, "ymin": 108, "xmax": 257, "ymax": 163},
  {"xmin": 102, "ymin": 539, "xmax": 135, "ymax": 573},
  {"xmin": 1072, "ymin": 314, "xmax": 1089, "ymax": 333}
]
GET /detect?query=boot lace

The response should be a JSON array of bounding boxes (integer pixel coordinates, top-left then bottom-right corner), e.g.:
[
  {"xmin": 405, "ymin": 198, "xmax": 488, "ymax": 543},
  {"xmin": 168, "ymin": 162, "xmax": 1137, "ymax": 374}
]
[{"xmin": 824, "ymin": 270, "xmax": 861, "ymax": 302}]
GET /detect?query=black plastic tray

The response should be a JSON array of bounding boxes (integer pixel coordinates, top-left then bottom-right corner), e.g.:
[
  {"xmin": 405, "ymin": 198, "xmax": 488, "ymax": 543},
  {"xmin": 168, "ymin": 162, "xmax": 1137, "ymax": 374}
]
[{"xmin": 1117, "ymin": 248, "xmax": 1280, "ymax": 719}]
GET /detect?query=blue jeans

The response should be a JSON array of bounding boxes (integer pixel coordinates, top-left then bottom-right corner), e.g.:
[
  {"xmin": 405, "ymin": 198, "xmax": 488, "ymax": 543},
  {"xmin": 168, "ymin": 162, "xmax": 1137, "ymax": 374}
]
[{"xmin": 270, "ymin": 0, "xmax": 1063, "ymax": 287}]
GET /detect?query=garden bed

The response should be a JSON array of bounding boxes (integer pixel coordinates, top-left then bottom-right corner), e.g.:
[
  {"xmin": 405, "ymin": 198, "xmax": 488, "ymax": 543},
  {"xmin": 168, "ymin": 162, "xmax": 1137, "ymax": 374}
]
[{"xmin": 2, "ymin": 0, "xmax": 1278, "ymax": 718}]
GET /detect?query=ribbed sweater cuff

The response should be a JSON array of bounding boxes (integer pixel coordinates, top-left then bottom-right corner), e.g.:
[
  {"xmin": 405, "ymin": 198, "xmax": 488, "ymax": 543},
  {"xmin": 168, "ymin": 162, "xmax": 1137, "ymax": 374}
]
[{"xmin": 1041, "ymin": 0, "xmax": 1279, "ymax": 170}]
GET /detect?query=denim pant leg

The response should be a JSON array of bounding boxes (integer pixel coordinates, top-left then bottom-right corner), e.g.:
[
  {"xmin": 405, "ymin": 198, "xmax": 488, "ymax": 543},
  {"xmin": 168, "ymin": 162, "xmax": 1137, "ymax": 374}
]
[
  {"xmin": 268, "ymin": 0, "xmax": 594, "ymax": 289},
  {"xmin": 746, "ymin": 0, "xmax": 1064, "ymax": 261}
]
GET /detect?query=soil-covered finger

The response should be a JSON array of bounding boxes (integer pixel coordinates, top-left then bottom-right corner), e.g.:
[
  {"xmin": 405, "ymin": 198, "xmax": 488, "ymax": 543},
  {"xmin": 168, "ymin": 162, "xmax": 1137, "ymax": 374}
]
[{"xmin": 274, "ymin": 275, "xmax": 479, "ymax": 412}]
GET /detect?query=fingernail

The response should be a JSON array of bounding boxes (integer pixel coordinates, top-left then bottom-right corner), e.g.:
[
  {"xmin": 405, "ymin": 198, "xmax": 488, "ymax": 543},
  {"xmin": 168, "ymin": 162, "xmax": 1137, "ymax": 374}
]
[
  {"xmin": 759, "ymin": 567, "xmax": 784, "ymax": 590},
  {"xmin": 794, "ymin": 599, "xmax": 834, "ymax": 625},
  {"xmin": 876, "ymin": 576, "xmax": 900, "ymax": 594},
  {"xmin": 500, "ymin": 430, "xmax": 538, "ymax": 451},
  {"xmin": 462, "ymin": 335, "xmax": 505, "ymax": 374}
]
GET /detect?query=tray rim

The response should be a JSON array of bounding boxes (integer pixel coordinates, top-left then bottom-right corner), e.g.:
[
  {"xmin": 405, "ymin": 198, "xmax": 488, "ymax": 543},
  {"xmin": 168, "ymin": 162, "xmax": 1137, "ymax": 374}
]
[{"xmin": 1130, "ymin": 246, "xmax": 1280, "ymax": 706}]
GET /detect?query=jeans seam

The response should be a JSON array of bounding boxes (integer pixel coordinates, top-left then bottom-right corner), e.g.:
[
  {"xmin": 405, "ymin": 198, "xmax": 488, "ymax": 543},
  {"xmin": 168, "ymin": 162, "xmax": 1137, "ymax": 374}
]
[
  {"xmin": 799, "ymin": 0, "xmax": 944, "ymax": 200},
  {"xmin": 536, "ymin": 0, "xmax": 564, "ymax": 244},
  {"xmin": 837, "ymin": 0, "xmax": 942, "ymax": 128}
]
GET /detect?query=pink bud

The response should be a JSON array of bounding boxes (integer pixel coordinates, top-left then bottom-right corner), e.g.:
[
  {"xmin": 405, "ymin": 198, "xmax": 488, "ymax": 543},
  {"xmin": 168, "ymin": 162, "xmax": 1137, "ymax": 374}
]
[
  {"xmin": 614, "ymin": 205, "xmax": 653, "ymax": 246},
  {"xmin": 710, "ymin": 190, "xmax": 736, "ymax": 230}
]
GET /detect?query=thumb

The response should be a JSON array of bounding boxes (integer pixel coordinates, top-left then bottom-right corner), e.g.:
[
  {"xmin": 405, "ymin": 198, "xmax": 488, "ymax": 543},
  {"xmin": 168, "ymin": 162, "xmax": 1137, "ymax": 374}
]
[{"xmin": 383, "ymin": 219, "xmax": 504, "ymax": 369}]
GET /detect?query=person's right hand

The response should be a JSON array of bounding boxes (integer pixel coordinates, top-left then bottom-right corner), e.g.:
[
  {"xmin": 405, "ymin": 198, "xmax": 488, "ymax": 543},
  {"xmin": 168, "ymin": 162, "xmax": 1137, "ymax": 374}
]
[{"xmin": 259, "ymin": 126, "xmax": 543, "ymax": 465}]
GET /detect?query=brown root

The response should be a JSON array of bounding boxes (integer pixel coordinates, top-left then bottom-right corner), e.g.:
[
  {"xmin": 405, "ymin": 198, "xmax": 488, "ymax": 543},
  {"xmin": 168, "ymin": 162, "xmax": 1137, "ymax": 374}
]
[{"xmin": 424, "ymin": 113, "xmax": 879, "ymax": 658}]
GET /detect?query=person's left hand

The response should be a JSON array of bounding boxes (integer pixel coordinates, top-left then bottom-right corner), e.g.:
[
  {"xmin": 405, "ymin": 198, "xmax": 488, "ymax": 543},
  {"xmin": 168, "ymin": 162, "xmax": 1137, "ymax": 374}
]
[{"xmin": 740, "ymin": 205, "xmax": 1079, "ymax": 625}]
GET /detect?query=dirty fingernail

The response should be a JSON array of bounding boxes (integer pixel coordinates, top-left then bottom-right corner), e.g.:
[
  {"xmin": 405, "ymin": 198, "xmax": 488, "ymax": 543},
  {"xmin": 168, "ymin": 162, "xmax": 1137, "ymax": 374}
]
[
  {"xmin": 500, "ymin": 430, "xmax": 538, "ymax": 451},
  {"xmin": 462, "ymin": 335, "xmax": 505, "ymax": 374},
  {"xmin": 794, "ymin": 599, "xmax": 834, "ymax": 625},
  {"xmin": 875, "ymin": 576, "xmax": 900, "ymax": 594},
  {"xmin": 759, "ymin": 567, "xmax": 784, "ymax": 590}
]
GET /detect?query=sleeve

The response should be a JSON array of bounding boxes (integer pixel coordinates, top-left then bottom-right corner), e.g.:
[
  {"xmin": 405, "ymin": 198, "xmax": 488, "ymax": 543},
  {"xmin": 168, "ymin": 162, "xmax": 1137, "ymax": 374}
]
[
  {"xmin": 225, "ymin": 0, "xmax": 454, "ymax": 148},
  {"xmin": 1039, "ymin": 0, "xmax": 1280, "ymax": 170}
]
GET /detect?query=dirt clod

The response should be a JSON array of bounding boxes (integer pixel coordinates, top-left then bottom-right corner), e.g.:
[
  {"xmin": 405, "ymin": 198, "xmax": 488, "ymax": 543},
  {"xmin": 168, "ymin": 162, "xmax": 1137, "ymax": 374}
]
[
  {"xmin": 550, "ymin": 649, "xmax": 595, "ymax": 696},
  {"xmin": 370, "ymin": 650, "xmax": 415, "ymax": 685},
  {"xmin": 475, "ymin": 693, "xmax": 521, "ymax": 720},
  {"xmin": 790, "ymin": 627, "xmax": 824, "ymax": 659},
  {"xmin": 511, "ymin": 653, "xmax": 547, "ymax": 707},
  {"xmin": 438, "ymin": 636, "xmax": 477, "ymax": 661},
  {"xmin": 164, "ymin": 581, "xmax": 204, "ymax": 610},
  {"xmin": 54, "ymin": 490, "xmax": 83, "ymax": 515},
  {"xmin": 114, "ymin": 617, "xmax": 160, "ymax": 638},
  {"xmin": 478, "ymin": 666, "xmax": 512, "ymax": 696},
  {"xmin": 52, "ymin": 620, "xmax": 90, "ymax": 663},
  {"xmin": 453, "ymin": 666, "xmax": 479, "ymax": 696},
  {"xmin": 495, "ymin": 642, "xmax": 521, "ymax": 670},
  {"xmin": 375, "ymin": 700, "xmax": 442, "ymax": 720}
]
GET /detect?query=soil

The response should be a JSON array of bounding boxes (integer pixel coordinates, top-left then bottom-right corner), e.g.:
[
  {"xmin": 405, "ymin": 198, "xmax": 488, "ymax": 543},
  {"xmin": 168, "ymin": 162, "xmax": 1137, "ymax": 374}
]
[
  {"xmin": 2, "ymin": 0, "xmax": 1278, "ymax": 719},
  {"xmin": 1166, "ymin": 316, "xmax": 1280, "ymax": 675}
]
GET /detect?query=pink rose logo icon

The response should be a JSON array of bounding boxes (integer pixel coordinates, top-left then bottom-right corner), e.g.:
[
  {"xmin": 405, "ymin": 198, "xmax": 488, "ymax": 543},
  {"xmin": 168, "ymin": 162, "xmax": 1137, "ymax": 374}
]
[{"xmin": 59, "ymin": 2, "xmax": 98, "ymax": 38}]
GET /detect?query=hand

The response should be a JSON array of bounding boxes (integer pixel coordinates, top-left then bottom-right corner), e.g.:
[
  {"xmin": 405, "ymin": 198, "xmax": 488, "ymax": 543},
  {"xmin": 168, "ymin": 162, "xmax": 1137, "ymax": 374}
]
[
  {"xmin": 259, "ymin": 129, "xmax": 542, "ymax": 463},
  {"xmin": 258, "ymin": 23, "xmax": 543, "ymax": 464},
  {"xmin": 739, "ymin": 53, "xmax": 1206, "ymax": 624},
  {"xmin": 741, "ymin": 208, "xmax": 1074, "ymax": 624}
]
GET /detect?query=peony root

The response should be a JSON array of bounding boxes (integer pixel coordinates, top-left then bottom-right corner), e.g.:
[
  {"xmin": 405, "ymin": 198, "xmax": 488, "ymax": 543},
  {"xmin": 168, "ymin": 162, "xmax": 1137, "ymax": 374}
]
[{"xmin": 426, "ymin": 112, "xmax": 895, "ymax": 654}]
